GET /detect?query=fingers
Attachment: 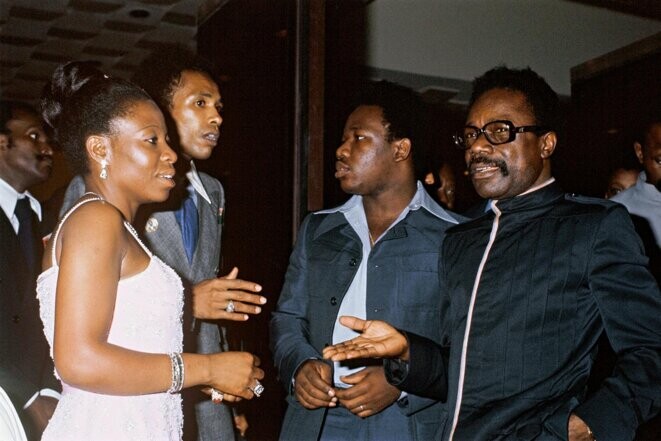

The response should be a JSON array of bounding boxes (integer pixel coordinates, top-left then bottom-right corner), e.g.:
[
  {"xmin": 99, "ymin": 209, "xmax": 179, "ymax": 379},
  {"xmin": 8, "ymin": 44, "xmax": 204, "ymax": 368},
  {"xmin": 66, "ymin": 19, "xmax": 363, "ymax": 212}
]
[
  {"xmin": 296, "ymin": 382, "xmax": 337, "ymax": 409},
  {"xmin": 193, "ymin": 276, "xmax": 267, "ymax": 320},
  {"xmin": 221, "ymin": 292, "xmax": 267, "ymax": 313},
  {"xmin": 336, "ymin": 367, "xmax": 400, "ymax": 417},
  {"xmin": 223, "ymin": 267, "xmax": 239, "ymax": 279},
  {"xmin": 338, "ymin": 315, "xmax": 369, "ymax": 331},
  {"xmin": 323, "ymin": 341, "xmax": 372, "ymax": 361},
  {"xmin": 202, "ymin": 387, "xmax": 238, "ymax": 404},
  {"xmin": 209, "ymin": 352, "xmax": 263, "ymax": 400},
  {"xmin": 234, "ymin": 414, "xmax": 248, "ymax": 437},
  {"xmin": 221, "ymin": 291, "xmax": 266, "ymax": 321},
  {"xmin": 214, "ymin": 278, "xmax": 264, "ymax": 295},
  {"xmin": 222, "ymin": 393, "xmax": 242, "ymax": 403},
  {"xmin": 294, "ymin": 361, "xmax": 337, "ymax": 409},
  {"xmin": 335, "ymin": 387, "xmax": 372, "ymax": 418},
  {"xmin": 338, "ymin": 368, "xmax": 368, "ymax": 386}
]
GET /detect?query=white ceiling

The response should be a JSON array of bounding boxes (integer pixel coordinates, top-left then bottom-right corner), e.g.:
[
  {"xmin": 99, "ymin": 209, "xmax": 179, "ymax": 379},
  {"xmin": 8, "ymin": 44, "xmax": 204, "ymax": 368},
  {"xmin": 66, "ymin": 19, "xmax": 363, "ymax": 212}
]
[
  {"xmin": 0, "ymin": 0, "xmax": 228, "ymax": 104},
  {"xmin": 364, "ymin": 0, "xmax": 660, "ymax": 102}
]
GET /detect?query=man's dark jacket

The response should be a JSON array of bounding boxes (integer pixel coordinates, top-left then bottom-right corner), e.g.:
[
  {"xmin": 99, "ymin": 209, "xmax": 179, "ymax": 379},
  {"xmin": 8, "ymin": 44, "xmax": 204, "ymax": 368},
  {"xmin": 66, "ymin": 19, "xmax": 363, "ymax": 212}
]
[
  {"xmin": 388, "ymin": 181, "xmax": 661, "ymax": 441},
  {"xmin": 0, "ymin": 206, "xmax": 56, "ymax": 410},
  {"xmin": 272, "ymin": 202, "xmax": 457, "ymax": 441}
]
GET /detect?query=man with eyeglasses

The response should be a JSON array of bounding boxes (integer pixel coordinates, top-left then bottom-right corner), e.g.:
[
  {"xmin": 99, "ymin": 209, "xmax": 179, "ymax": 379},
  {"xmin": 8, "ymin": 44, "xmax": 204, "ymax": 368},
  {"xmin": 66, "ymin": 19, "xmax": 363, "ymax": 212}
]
[{"xmin": 323, "ymin": 67, "xmax": 661, "ymax": 441}]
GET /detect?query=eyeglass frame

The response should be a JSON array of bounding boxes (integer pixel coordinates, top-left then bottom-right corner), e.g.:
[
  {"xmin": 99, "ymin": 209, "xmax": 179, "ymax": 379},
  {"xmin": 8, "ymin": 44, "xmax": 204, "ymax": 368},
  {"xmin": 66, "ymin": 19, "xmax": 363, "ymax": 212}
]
[{"xmin": 453, "ymin": 120, "xmax": 550, "ymax": 150}]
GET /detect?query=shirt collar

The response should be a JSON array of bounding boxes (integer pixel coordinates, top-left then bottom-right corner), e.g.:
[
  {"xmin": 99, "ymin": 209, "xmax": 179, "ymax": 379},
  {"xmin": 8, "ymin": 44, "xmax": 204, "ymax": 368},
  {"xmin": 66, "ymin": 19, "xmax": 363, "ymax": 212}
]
[
  {"xmin": 316, "ymin": 181, "xmax": 458, "ymax": 224},
  {"xmin": 636, "ymin": 171, "xmax": 661, "ymax": 198},
  {"xmin": 185, "ymin": 161, "xmax": 211, "ymax": 205},
  {"xmin": 0, "ymin": 176, "xmax": 42, "ymax": 222}
]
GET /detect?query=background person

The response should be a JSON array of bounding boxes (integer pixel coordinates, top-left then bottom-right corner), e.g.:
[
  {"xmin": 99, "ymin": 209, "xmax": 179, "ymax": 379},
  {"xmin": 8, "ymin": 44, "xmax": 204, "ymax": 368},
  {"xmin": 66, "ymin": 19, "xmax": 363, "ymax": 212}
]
[
  {"xmin": 0, "ymin": 100, "xmax": 58, "ymax": 440},
  {"xmin": 611, "ymin": 117, "xmax": 661, "ymax": 282},
  {"xmin": 604, "ymin": 167, "xmax": 638, "ymax": 199}
]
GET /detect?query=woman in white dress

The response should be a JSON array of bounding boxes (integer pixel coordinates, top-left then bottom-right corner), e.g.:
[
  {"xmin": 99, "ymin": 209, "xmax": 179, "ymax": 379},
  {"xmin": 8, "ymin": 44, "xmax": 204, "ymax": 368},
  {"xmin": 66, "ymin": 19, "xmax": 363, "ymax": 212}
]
[{"xmin": 37, "ymin": 62, "xmax": 264, "ymax": 440}]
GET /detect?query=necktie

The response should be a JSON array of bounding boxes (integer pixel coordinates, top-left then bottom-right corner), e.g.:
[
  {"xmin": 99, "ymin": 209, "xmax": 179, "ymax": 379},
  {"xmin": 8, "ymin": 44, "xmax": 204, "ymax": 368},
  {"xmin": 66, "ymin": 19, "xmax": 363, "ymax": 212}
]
[
  {"xmin": 175, "ymin": 189, "xmax": 199, "ymax": 264},
  {"xmin": 14, "ymin": 198, "xmax": 38, "ymax": 273}
]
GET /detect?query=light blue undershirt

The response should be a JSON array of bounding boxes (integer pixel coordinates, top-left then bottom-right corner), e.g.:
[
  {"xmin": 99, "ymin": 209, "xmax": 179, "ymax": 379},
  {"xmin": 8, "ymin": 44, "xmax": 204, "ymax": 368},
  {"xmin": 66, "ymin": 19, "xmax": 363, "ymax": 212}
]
[{"xmin": 315, "ymin": 181, "xmax": 457, "ymax": 387}]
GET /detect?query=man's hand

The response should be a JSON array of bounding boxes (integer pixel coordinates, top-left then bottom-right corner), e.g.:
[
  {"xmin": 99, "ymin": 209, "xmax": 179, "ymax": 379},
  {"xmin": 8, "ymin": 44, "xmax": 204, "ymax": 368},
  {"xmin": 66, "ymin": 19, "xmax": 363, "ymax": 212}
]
[
  {"xmin": 25, "ymin": 395, "xmax": 58, "ymax": 437},
  {"xmin": 322, "ymin": 316, "xmax": 409, "ymax": 361},
  {"xmin": 568, "ymin": 413, "xmax": 596, "ymax": 441},
  {"xmin": 293, "ymin": 360, "xmax": 337, "ymax": 409},
  {"xmin": 335, "ymin": 366, "xmax": 400, "ymax": 418},
  {"xmin": 193, "ymin": 267, "xmax": 266, "ymax": 320}
]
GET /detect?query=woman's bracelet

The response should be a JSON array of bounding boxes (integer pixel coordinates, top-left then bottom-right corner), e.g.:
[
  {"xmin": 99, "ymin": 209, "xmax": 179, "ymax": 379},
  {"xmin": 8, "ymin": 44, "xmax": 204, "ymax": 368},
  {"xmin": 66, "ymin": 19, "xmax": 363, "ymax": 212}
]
[{"xmin": 167, "ymin": 352, "xmax": 185, "ymax": 394}]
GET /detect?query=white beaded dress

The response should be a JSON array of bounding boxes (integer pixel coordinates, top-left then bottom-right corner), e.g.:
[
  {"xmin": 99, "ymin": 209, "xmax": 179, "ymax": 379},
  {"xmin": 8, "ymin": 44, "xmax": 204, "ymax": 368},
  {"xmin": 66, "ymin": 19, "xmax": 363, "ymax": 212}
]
[{"xmin": 37, "ymin": 196, "xmax": 184, "ymax": 440}]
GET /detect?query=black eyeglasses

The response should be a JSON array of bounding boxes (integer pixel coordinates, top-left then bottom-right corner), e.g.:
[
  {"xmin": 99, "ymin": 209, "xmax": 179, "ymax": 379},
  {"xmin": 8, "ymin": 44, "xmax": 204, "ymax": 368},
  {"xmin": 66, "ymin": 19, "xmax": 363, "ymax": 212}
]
[{"xmin": 453, "ymin": 120, "xmax": 550, "ymax": 150}]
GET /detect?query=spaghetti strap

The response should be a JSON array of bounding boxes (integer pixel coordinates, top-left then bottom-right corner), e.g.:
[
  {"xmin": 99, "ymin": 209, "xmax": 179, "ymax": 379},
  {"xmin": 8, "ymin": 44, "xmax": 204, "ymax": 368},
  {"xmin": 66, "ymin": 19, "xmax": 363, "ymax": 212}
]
[
  {"xmin": 51, "ymin": 194, "xmax": 103, "ymax": 265},
  {"xmin": 121, "ymin": 221, "xmax": 153, "ymax": 257},
  {"xmin": 50, "ymin": 192, "xmax": 153, "ymax": 264}
]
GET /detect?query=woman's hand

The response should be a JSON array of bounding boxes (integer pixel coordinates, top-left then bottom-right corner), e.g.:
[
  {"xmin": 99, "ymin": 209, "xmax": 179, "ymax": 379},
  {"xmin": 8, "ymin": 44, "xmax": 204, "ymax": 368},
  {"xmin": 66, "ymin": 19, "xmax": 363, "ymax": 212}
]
[
  {"xmin": 201, "ymin": 387, "xmax": 242, "ymax": 403},
  {"xmin": 322, "ymin": 316, "xmax": 410, "ymax": 361},
  {"xmin": 207, "ymin": 352, "xmax": 264, "ymax": 399}
]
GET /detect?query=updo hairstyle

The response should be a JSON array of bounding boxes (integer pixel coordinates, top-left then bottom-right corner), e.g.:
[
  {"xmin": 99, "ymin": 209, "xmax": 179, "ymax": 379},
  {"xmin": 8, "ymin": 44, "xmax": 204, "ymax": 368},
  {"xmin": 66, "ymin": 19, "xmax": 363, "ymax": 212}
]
[{"xmin": 41, "ymin": 61, "xmax": 153, "ymax": 175}]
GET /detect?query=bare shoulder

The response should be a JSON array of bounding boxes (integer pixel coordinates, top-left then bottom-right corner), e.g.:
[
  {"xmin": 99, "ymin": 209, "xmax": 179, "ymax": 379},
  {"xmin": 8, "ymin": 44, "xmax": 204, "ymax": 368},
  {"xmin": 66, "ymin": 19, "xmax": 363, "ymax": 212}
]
[{"xmin": 58, "ymin": 200, "xmax": 128, "ymax": 253}]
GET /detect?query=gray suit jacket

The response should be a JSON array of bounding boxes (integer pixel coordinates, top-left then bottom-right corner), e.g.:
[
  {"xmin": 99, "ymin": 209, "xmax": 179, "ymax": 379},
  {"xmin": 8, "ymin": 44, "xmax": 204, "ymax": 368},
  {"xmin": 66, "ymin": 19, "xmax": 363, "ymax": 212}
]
[{"xmin": 60, "ymin": 173, "xmax": 235, "ymax": 441}]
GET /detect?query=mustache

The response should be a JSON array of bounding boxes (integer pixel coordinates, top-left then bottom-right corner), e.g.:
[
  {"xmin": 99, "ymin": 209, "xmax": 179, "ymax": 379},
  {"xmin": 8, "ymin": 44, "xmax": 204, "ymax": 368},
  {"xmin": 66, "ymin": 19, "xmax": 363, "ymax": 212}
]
[
  {"xmin": 468, "ymin": 153, "xmax": 509, "ymax": 176},
  {"xmin": 35, "ymin": 153, "xmax": 53, "ymax": 162}
]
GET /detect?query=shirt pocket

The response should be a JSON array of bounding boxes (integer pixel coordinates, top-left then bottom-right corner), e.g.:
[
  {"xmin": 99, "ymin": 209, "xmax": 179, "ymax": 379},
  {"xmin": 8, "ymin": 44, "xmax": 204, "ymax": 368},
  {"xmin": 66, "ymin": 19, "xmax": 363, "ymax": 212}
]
[{"xmin": 395, "ymin": 252, "xmax": 440, "ymax": 309}]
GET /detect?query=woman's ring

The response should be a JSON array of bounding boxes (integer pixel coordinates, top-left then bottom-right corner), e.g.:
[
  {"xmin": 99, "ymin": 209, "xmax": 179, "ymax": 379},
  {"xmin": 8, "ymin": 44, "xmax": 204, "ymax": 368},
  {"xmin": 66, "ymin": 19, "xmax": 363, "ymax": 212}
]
[
  {"xmin": 225, "ymin": 300, "xmax": 235, "ymax": 313},
  {"xmin": 249, "ymin": 380, "xmax": 265, "ymax": 397},
  {"xmin": 210, "ymin": 388, "xmax": 224, "ymax": 404}
]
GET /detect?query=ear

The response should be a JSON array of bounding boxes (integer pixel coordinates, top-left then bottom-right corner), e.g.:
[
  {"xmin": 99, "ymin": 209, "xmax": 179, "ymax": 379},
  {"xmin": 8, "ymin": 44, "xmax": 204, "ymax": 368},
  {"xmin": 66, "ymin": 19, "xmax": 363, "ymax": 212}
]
[
  {"xmin": 633, "ymin": 142, "xmax": 644, "ymax": 164},
  {"xmin": 0, "ymin": 134, "xmax": 8, "ymax": 151},
  {"xmin": 393, "ymin": 138, "xmax": 412, "ymax": 162},
  {"xmin": 539, "ymin": 131, "xmax": 557, "ymax": 159},
  {"xmin": 85, "ymin": 135, "xmax": 110, "ymax": 167}
]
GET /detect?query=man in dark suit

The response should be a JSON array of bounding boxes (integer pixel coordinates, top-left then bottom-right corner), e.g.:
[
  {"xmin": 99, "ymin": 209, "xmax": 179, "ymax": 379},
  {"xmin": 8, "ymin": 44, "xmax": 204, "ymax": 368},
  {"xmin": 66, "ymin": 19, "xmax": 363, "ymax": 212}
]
[
  {"xmin": 271, "ymin": 82, "xmax": 461, "ymax": 441},
  {"xmin": 59, "ymin": 47, "xmax": 265, "ymax": 441},
  {"xmin": 0, "ymin": 100, "xmax": 57, "ymax": 440},
  {"xmin": 324, "ymin": 67, "xmax": 661, "ymax": 441}
]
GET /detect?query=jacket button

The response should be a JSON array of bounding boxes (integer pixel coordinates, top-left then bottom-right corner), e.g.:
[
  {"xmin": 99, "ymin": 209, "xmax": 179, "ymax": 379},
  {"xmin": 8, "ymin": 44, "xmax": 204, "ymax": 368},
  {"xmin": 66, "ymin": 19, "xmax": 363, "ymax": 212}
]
[
  {"xmin": 12, "ymin": 315, "xmax": 20, "ymax": 323},
  {"xmin": 349, "ymin": 258, "xmax": 357, "ymax": 266},
  {"xmin": 330, "ymin": 297, "xmax": 337, "ymax": 306}
]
